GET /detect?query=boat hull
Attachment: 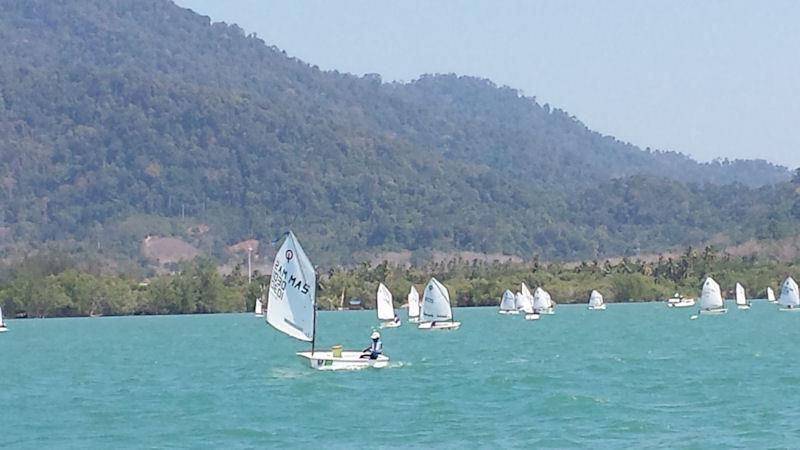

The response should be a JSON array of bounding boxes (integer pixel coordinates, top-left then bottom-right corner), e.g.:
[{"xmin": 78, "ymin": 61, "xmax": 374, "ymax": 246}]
[
  {"xmin": 0, "ymin": 326, "xmax": 7, "ymax": 333},
  {"xmin": 408, "ymin": 317, "xmax": 420, "ymax": 323},
  {"xmin": 380, "ymin": 320, "xmax": 401, "ymax": 328},
  {"xmin": 667, "ymin": 299, "xmax": 696, "ymax": 308},
  {"xmin": 779, "ymin": 307, "xmax": 800, "ymax": 312},
  {"xmin": 535, "ymin": 308, "xmax": 555, "ymax": 315},
  {"xmin": 524, "ymin": 313, "xmax": 540, "ymax": 321},
  {"xmin": 699, "ymin": 308, "xmax": 727, "ymax": 315},
  {"xmin": 736, "ymin": 305, "xmax": 750, "ymax": 310},
  {"xmin": 254, "ymin": 314, "xmax": 264, "ymax": 318},
  {"xmin": 588, "ymin": 305, "xmax": 607, "ymax": 311},
  {"xmin": 296, "ymin": 351, "xmax": 389, "ymax": 370},
  {"xmin": 418, "ymin": 321, "xmax": 461, "ymax": 330},
  {"xmin": 498, "ymin": 310, "xmax": 519, "ymax": 315}
]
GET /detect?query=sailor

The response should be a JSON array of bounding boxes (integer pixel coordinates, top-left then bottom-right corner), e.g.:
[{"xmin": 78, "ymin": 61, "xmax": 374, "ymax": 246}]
[
  {"xmin": 392, "ymin": 314, "xmax": 400, "ymax": 325},
  {"xmin": 361, "ymin": 331, "xmax": 382, "ymax": 359}
]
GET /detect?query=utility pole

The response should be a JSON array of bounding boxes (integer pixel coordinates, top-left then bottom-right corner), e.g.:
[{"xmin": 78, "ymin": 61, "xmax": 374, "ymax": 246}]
[{"xmin": 247, "ymin": 247, "xmax": 253, "ymax": 284}]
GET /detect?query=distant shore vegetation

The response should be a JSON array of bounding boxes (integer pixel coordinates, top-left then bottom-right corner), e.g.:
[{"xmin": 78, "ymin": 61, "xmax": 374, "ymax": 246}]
[{"xmin": 1, "ymin": 247, "xmax": 797, "ymax": 319}]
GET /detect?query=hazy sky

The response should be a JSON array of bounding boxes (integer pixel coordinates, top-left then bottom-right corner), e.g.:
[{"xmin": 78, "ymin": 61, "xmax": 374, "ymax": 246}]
[{"xmin": 175, "ymin": 0, "xmax": 800, "ymax": 169}]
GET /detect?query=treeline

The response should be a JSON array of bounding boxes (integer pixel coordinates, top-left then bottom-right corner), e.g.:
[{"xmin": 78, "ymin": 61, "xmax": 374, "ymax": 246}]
[{"xmin": 5, "ymin": 246, "xmax": 794, "ymax": 318}]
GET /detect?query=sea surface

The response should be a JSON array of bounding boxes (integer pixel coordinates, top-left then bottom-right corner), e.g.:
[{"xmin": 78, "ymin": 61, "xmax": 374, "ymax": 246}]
[{"xmin": 3, "ymin": 302, "xmax": 800, "ymax": 449}]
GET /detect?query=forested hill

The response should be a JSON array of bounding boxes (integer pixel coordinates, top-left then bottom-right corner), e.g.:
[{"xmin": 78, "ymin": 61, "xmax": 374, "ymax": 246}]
[{"xmin": 0, "ymin": 0, "xmax": 796, "ymax": 266}]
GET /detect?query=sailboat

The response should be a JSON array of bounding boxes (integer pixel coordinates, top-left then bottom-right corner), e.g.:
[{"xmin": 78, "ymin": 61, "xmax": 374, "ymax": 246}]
[
  {"xmin": 734, "ymin": 283, "xmax": 750, "ymax": 310},
  {"xmin": 698, "ymin": 277, "xmax": 727, "ymax": 315},
  {"xmin": 587, "ymin": 290, "xmax": 606, "ymax": 310},
  {"xmin": 533, "ymin": 287, "xmax": 555, "ymax": 315},
  {"xmin": 266, "ymin": 231, "xmax": 388, "ymax": 370},
  {"xmin": 778, "ymin": 277, "xmax": 800, "ymax": 312},
  {"xmin": 407, "ymin": 286, "xmax": 421, "ymax": 323},
  {"xmin": 498, "ymin": 289, "xmax": 518, "ymax": 315},
  {"xmin": 0, "ymin": 306, "xmax": 7, "ymax": 332},
  {"xmin": 514, "ymin": 287, "xmax": 539, "ymax": 321},
  {"xmin": 418, "ymin": 277, "xmax": 461, "ymax": 330},
  {"xmin": 254, "ymin": 295, "xmax": 264, "ymax": 317},
  {"xmin": 377, "ymin": 283, "xmax": 400, "ymax": 328},
  {"xmin": 767, "ymin": 287, "xmax": 777, "ymax": 303}
]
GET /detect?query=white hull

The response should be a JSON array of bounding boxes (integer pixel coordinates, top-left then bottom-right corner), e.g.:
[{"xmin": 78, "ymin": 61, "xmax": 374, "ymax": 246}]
[
  {"xmin": 779, "ymin": 307, "xmax": 800, "ymax": 312},
  {"xmin": 699, "ymin": 308, "xmax": 727, "ymax": 315},
  {"xmin": 408, "ymin": 317, "xmax": 420, "ymax": 323},
  {"xmin": 418, "ymin": 321, "xmax": 461, "ymax": 330},
  {"xmin": 667, "ymin": 299, "xmax": 696, "ymax": 308},
  {"xmin": 254, "ymin": 313, "xmax": 264, "ymax": 318},
  {"xmin": 524, "ymin": 313, "xmax": 540, "ymax": 321},
  {"xmin": 588, "ymin": 305, "xmax": 606, "ymax": 311},
  {"xmin": 296, "ymin": 351, "xmax": 389, "ymax": 370},
  {"xmin": 498, "ymin": 310, "xmax": 519, "ymax": 315},
  {"xmin": 380, "ymin": 320, "xmax": 401, "ymax": 328},
  {"xmin": 0, "ymin": 326, "xmax": 7, "ymax": 333},
  {"xmin": 768, "ymin": 300, "xmax": 778, "ymax": 304},
  {"xmin": 736, "ymin": 305, "xmax": 750, "ymax": 310},
  {"xmin": 535, "ymin": 308, "xmax": 555, "ymax": 315}
]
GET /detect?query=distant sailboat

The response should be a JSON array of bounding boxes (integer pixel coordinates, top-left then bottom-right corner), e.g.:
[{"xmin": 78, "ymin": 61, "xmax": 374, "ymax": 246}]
[
  {"xmin": 407, "ymin": 286, "xmax": 421, "ymax": 323},
  {"xmin": 418, "ymin": 278, "xmax": 461, "ymax": 330},
  {"xmin": 498, "ymin": 290, "xmax": 518, "ymax": 315},
  {"xmin": 377, "ymin": 283, "xmax": 400, "ymax": 328},
  {"xmin": 266, "ymin": 231, "xmax": 388, "ymax": 370},
  {"xmin": 0, "ymin": 306, "xmax": 7, "ymax": 332},
  {"xmin": 767, "ymin": 287, "xmax": 777, "ymax": 303},
  {"xmin": 533, "ymin": 287, "xmax": 555, "ymax": 315},
  {"xmin": 778, "ymin": 277, "xmax": 800, "ymax": 312},
  {"xmin": 254, "ymin": 296, "xmax": 264, "ymax": 317},
  {"xmin": 588, "ymin": 290, "xmax": 606, "ymax": 311},
  {"xmin": 698, "ymin": 277, "xmax": 727, "ymax": 315},
  {"xmin": 516, "ymin": 286, "xmax": 539, "ymax": 321},
  {"xmin": 735, "ymin": 283, "xmax": 750, "ymax": 310}
]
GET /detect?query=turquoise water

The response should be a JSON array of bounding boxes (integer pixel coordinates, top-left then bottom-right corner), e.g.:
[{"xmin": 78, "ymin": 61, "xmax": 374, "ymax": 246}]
[{"xmin": 3, "ymin": 302, "xmax": 800, "ymax": 448}]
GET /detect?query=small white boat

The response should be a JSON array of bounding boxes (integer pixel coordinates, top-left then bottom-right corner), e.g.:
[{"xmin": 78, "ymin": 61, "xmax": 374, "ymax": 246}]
[
  {"xmin": 407, "ymin": 286, "xmax": 421, "ymax": 323},
  {"xmin": 498, "ymin": 290, "xmax": 518, "ymax": 315},
  {"xmin": 254, "ymin": 296, "xmax": 264, "ymax": 317},
  {"xmin": 0, "ymin": 306, "xmax": 7, "ymax": 332},
  {"xmin": 418, "ymin": 278, "xmax": 461, "ymax": 330},
  {"xmin": 587, "ymin": 290, "xmax": 606, "ymax": 310},
  {"xmin": 266, "ymin": 231, "xmax": 388, "ymax": 370},
  {"xmin": 514, "ymin": 285, "xmax": 539, "ymax": 320},
  {"xmin": 735, "ymin": 283, "xmax": 750, "ymax": 310},
  {"xmin": 697, "ymin": 277, "xmax": 727, "ymax": 315},
  {"xmin": 667, "ymin": 293, "xmax": 696, "ymax": 308},
  {"xmin": 767, "ymin": 287, "xmax": 777, "ymax": 303},
  {"xmin": 377, "ymin": 283, "xmax": 401, "ymax": 328},
  {"xmin": 533, "ymin": 287, "xmax": 555, "ymax": 315},
  {"xmin": 778, "ymin": 277, "xmax": 800, "ymax": 312}
]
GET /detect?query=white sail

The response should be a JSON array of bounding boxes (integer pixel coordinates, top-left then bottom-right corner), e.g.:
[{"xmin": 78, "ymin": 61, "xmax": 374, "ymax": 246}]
[
  {"xmin": 0, "ymin": 305, "xmax": 3, "ymax": 323},
  {"xmin": 767, "ymin": 287, "xmax": 776, "ymax": 301},
  {"xmin": 699, "ymin": 277, "xmax": 723, "ymax": 310},
  {"xmin": 408, "ymin": 286, "xmax": 420, "ymax": 319},
  {"xmin": 533, "ymin": 287, "xmax": 552, "ymax": 311},
  {"xmin": 516, "ymin": 289, "xmax": 534, "ymax": 313},
  {"xmin": 499, "ymin": 290, "xmax": 516, "ymax": 311},
  {"xmin": 735, "ymin": 283, "xmax": 747, "ymax": 306},
  {"xmin": 779, "ymin": 277, "xmax": 800, "ymax": 307},
  {"xmin": 588, "ymin": 290, "xmax": 604, "ymax": 307},
  {"xmin": 376, "ymin": 283, "xmax": 395, "ymax": 321},
  {"xmin": 514, "ymin": 292, "xmax": 523, "ymax": 310},
  {"xmin": 421, "ymin": 277, "xmax": 453, "ymax": 322},
  {"xmin": 266, "ymin": 231, "xmax": 316, "ymax": 342},
  {"xmin": 254, "ymin": 297, "xmax": 263, "ymax": 315}
]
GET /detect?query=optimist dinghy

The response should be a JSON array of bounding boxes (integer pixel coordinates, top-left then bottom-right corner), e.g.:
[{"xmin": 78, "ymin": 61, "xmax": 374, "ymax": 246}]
[
  {"xmin": 587, "ymin": 290, "xmax": 606, "ymax": 310},
  {"xmin": 515, "ymin": 285, "xmax": 539, "ymax": 320},
  {"xmin": 254, "ymin": 296, "xmax": 264, "ymax": 317},
  {"xmin": 498, "ymin": 290, "xmax": 518, "ymax": 315},
  {"xmin": 735, "ymin": 283, "xmax": 750, "ymax": 310},
  {"xmin": 767, "ymin": 287, "xmax": 777, "ymax": 303},
  {"xmin": 377, "ymin": 283, "xmax": 401, "ymax": 328},
  {"xmin": 266, "ymin": 231, "xmax": 388, "ymax": 370},
  {"xmin": 698, "ymin": 277, "xmax": 727, "ymax": 316},
  {"xmin": 533, "ymin": 287, "xmax": 555, "ymax": 315},
  {"xmin": 418, "ymin": 278, "xmax": 461, "ymax": 330},
  {"xmin": 407, "ymin": 286, "xmax": 421, "ymax": 323},
  {"xmin": 0, "ymin": 306, "xmax": 7, "ymax": 332},
  {"xmin": 778, "ymin": 277, "xmax": 800, "ymax": 312}
]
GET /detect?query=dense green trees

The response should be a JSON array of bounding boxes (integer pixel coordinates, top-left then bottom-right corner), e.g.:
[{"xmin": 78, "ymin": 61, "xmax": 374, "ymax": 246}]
[{"xmin": 0, "ymin": 0, "xmax": 795, "ymax": 267}]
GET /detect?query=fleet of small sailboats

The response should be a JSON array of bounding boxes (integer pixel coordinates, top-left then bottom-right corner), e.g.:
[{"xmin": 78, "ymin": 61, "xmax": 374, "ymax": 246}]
[
  {"xmin": 418, "ymin": 277, "xmax": 461, "ymax": 330},
  {"xmin": 266, "ymin": 231, "xmax": 389, "ymax": 370},
  {"xmin": 587, "ymin": 290, "xmax": 606, "ymax": 310},
  {"xmin": 498, "ymin": 290, "xmax": 518, "ymax": 315},
  {"xmin": 778, "ymin": 277, "xmax": 800, "ymax": 312},
  {"xmin": 407, "ymin": 286, "xmax": 421, "ymax": 323},
  {"xmin": 734, "ymin": 283, "xmax": 750, "ymax": 310},
  {"xmin": 377, "ymin": 283, "xmax": 401, "ymax": 328},
  {"xmin": 698, "ymin": 277, "xmax": 727, "ymax": 315}
]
